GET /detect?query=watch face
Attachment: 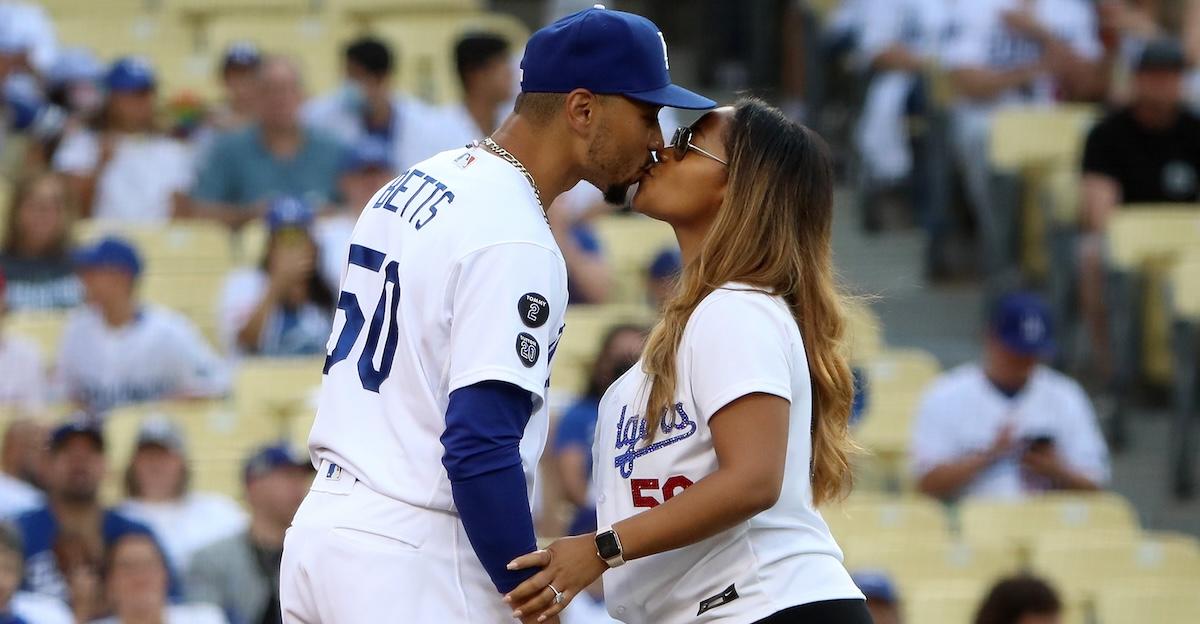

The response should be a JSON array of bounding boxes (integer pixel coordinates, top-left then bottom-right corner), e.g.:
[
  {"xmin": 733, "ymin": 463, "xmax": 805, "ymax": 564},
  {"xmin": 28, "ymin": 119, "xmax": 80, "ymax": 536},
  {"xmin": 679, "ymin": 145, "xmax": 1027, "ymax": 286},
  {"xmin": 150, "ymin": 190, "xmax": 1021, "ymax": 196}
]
[{"xmin": 596, "ymin": 531, "xmax": 621, "ymax": 559}]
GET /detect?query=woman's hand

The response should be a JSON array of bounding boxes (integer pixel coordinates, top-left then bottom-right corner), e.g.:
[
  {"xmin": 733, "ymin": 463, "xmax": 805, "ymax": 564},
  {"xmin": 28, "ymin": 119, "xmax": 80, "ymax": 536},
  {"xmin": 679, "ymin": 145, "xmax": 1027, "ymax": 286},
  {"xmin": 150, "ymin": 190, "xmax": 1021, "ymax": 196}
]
[{"xmin": 504, "ymin": 534, "xmax": 607, "ymax": 622}]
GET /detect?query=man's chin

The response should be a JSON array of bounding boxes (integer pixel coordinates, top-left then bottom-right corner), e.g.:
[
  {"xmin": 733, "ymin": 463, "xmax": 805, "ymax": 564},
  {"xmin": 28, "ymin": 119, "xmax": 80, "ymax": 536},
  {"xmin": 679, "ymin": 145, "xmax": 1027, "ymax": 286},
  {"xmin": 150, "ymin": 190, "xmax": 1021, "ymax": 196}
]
[{"xmin": 602, "ymin": 184, "xmax": 630, "ymax": 206}]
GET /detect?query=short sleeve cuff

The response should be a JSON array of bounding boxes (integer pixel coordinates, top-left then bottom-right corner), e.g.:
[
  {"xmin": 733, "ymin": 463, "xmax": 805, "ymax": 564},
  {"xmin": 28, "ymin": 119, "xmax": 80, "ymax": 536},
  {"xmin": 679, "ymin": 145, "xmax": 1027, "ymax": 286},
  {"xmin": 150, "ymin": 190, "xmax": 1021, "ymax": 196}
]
[{"xmin": 697, "ymin": 379, "xmax": 792, "ymax": 422}]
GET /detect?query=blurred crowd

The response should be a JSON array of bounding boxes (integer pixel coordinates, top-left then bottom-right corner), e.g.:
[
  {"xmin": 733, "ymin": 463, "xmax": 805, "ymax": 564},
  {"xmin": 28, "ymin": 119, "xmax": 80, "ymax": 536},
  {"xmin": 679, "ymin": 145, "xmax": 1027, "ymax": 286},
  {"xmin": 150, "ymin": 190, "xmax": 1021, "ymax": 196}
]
[{"xmin": 0, "ymin": 0, "xmax": 1198, "ymax": 623}]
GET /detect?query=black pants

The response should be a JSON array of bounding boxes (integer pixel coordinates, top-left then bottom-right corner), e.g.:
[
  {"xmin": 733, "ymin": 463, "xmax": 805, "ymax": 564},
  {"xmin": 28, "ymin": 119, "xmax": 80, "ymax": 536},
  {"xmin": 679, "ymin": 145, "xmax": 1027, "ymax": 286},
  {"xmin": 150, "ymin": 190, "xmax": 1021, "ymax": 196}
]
[{"xmin": 753, "ymin": 599, "xmax": 874, "ymax": 623}]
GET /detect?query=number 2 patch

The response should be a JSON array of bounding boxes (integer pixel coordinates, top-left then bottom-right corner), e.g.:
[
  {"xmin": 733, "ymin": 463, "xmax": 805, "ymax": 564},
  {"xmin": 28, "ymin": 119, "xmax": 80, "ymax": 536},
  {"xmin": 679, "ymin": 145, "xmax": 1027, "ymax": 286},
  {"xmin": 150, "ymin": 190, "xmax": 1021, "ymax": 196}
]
[
  {"xmin": 516, "ymin": 332, "xmax": 540, "ymax": 368},
  {"xmin": 517, "ymin": 292, "xmax": 550, "ymax": 328}
]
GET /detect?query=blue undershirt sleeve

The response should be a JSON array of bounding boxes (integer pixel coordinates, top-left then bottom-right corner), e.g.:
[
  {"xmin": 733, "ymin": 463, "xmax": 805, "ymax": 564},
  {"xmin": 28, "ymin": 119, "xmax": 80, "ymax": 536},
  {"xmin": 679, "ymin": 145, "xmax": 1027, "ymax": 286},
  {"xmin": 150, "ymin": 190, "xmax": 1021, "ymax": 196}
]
[{"xmin": 440, "ymin": 380, "xmax": 540, "ymax": 594}]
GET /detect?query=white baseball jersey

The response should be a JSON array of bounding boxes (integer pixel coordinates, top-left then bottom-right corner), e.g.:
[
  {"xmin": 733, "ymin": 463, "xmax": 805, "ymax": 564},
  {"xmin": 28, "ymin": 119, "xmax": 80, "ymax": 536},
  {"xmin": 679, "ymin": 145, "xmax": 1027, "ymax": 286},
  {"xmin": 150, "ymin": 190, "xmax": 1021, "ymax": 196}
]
[
  {"xmin": 909, "ymin": 363, "xmax": 1110, "ymax": 499},
  {"xmin": 307, "ymin": 145, "xmax": 568, "ymax": 516},
  {"xmin": 54, "ymin": 305, "xmax": 229, "ymax": 412},
  {"xmin": 594, "ymin": 284, "xmax": 862, "ymax": 624},
  {"xmin": 941, "ymin": 0, "xmax": 1101, "ymax": 109}
]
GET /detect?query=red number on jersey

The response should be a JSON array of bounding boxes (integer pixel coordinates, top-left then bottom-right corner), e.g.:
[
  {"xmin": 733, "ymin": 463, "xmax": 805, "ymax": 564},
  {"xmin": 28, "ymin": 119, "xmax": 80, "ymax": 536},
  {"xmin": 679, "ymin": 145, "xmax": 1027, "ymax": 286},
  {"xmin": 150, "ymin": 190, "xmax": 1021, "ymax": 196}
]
[{"xmin": 630, "ymin": 475, "xmax": 695, "ymax": 508}]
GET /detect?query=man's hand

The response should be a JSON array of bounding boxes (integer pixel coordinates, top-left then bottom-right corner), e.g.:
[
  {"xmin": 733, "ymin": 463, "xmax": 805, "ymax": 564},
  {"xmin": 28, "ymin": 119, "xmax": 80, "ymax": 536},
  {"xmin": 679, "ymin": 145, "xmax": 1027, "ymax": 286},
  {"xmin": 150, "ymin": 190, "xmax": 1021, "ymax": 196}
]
[{"xmin": 1022, "ymin": 445, "xmax": 1067, "ymax": 481}]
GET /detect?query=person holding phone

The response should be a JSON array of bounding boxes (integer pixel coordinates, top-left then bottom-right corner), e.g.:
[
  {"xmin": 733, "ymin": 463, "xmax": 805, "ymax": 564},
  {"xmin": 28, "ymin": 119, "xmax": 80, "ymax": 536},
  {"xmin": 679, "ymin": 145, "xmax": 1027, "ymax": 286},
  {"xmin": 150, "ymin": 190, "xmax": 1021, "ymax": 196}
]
[{"xmin": 910, "ymin": 293, "xmax": 1110, "ymax": 502}]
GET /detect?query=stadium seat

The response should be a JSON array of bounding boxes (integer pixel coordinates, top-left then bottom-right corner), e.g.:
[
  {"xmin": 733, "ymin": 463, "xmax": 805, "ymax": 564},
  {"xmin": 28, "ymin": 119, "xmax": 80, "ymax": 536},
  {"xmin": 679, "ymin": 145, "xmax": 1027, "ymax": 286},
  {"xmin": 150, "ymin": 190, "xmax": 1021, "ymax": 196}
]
[
  {"xmin": 823, "ymin": 494, "xmax": 950, "ymax": 545},
  {"xmin": 202, "ymin": 13, "xmax": 353, "ymax": 96},
  {"xmin": 53, "ymin": 13, "xmax": 198, "ymax": 71},
  {"xmin": 140, "ymin": 270, "xmax": 230, "ymax": 348},
  {"xmin": 901, "ymin": 579, "xmax": 990, "ymax": 624},
  {"xmin": 5, "ymin": 309, "xmax": 69, "ymax": 364},
  {"xmin": 959, "ymin": 493, "xmax": 1141, "ymax": 560},
  {"xmin": 854, "ymin": 348, "xmax": 936, "ymax": 456},
  {"xmin": 549, "ymin": 304, "xmax": 658, "ymax": 401},
  {"xmin": 989, "ymin": 105, "xmax": 1098, "ymax": 172},
  {"xmin": 357, "ymin": 12, "xmax": 529, "ymax": 104},
  {"xmin": 591, "ymin": 214, "xmax": 678, "ymax": 305},
  {"xmin": 0, "ymin": 177, "xmax": 11, "ymax": 231},
  {"xmin": 1031, "ymin": 532, "xmax": 1200, "ymax": 606},
  {"xmin": 842, "ymin": 536, "xmax": 1020, "ymax": 594},
  {"xmin": 36, "ymin": 0, "xmax": 155, "ymax": 17},
  {"xmin": 1106, "ymin": 206, "xmax": 1200, "ymax": 271},
  {"xmin": 1105, "ymin": 206, "xmax": 1200, "ymax": 385},
  {"xmin": 1171, "ymin": 251, "xmax": 1200, "ymax": 322},
  {"xmin": 328, "ymin": 0, "xmax": 483, "ymax": 15},
  {"xmin": 233, "ymin": 357, "xmax": 324, "ymax": 426},
  {"xmin": 843, "ymin": 298, "xmax": 884, "ymax": 363},
  {"xmin": 75, "ymin": 220, "xmax": 236, "ymax": 274},
  {"xmin": 166, "ymin": 0, "xmax": 317, "ymax": 16},
  {"xmin": 1093, "ymin": 581, "xmax": 1200, "ymax": 624},
  {"xmin": 102, "ymin": 399, "xmax": 263, "ymax": 501},
  {"xmin": 988, "ymin": 105, "xmax": 1097, "ymax": 278}
]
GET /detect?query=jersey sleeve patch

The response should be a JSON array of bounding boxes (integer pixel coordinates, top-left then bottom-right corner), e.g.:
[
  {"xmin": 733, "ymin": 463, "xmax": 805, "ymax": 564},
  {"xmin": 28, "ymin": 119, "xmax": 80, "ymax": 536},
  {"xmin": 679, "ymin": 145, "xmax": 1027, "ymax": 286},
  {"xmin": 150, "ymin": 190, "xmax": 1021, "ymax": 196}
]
[
  {"xmin": 516, "ymin": 332, "xmax": 540, "ymax": 368},
  {"xmin": 517, "ymin": 292, "xmax": 550, "ymax": 328}
]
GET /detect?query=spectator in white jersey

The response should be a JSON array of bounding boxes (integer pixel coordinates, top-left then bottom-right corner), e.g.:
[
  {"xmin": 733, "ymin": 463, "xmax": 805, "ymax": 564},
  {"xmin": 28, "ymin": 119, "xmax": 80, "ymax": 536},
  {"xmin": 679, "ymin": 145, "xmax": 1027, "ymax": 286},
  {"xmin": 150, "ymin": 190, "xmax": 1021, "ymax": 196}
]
[
  {"xmin": 942, "ymin": 0, "xmax": 1110, "ymax": 274},
  {"xmin": 12, "ymin": 420, "xmax": 179, "ymax": 607},
  {"xmin": 303, "ymin": 36, "xmax": 447, "ymax": 172},
  {"xmin": 0, "ymin": 523, "xmax": 74, "ymax": 624},
  {"xmin": 0, "ymin": 269, "xmax": 46, "ymax": 415},
  {"xmin": 439, "ymin": 33, "xmax": 516, "ymax": 146},
  {"xmin": 91, "ymin": 533, "xmax": 226, "ymax": 624},
  {"xmin": 116, "ymin": 418, "xmax": 246, "ymax": 573},
  {"xmin": 55, "ymin": 237, "xmax": 229, "ymax": 413},
  {"xmin": 52, "ymin": 57, "xmax": 193, "ymax": 224},
  {"xmin": 187, "ymin": 444, "xmax": 311, "ymax": 624},
  {"xmin": 314, "ymin": 137, "xmax": 396, "ymax": 293},
  {"xmin": 854, "ymin": 0, "xmax": 950, "ymax": 187},
  {"xmin": 911, "ymin": 293, "xmax": 1110, "ymax": 502},
  {"xmin": 219, "ymin": 197, "xmax": 334, "ymax": 357},
  {"xmin": 0, "ymin": 172, "xmax": 82, "ymax": 311}
]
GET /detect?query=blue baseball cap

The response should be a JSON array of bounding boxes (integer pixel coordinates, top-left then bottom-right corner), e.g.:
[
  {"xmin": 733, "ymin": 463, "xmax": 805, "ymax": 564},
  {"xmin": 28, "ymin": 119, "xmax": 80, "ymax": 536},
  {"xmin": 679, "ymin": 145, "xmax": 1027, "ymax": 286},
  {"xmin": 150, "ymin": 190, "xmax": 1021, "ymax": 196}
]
[
  {"xmin": 852, "ymin": 571, "xmax": 899, "ymax": 604},
  {"xmin": 73, "ymin": 237, "xmax": 143, "ymax": 278},
  {"xmin": 266, "ymin": 196, "xmax": 315, "ymax": 232},
  {"xmin": 105, "ymin": 57, "xmax": 156, "ymax": 92},
  {"xmin": 222, "ymin": 42, "xmax": 262, "ymax": 72},
  {"xmin": 649, "ymin": 247, "xmax": 681, "ymax": 279},
  {"xmin": 341, "ymin": 137, "xmax": 392, "ymax": 173},
  {"xmin": 520, "ymin": 5, "xmax": 715, "ymax": 110},
  {"xmin": 243, "ymin": 443, "xmax": 311, "ymax": 483},
  {"xmin": 50, "ymin": 418, "xmax": 105, "ymax": 452},
  {"xmin": 991, "ymin": 292, "xmax": 1055, "ymax": 356}
]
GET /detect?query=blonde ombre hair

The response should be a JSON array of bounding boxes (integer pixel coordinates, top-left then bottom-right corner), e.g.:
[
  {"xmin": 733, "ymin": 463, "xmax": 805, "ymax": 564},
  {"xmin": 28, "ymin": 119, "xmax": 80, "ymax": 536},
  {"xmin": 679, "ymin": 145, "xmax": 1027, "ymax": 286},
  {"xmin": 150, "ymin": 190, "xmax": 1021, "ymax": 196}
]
[{"xmin": 641, "ymin": 99, "xmax": 857, "ymax": 506}]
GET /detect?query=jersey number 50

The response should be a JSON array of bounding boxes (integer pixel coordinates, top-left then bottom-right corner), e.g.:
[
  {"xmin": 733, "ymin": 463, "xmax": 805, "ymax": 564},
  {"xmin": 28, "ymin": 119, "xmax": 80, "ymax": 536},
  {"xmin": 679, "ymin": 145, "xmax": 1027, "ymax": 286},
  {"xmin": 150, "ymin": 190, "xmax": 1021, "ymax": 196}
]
[{"xmin": 323, "ymin": 244, "xmax": 400, "ymax": 392}]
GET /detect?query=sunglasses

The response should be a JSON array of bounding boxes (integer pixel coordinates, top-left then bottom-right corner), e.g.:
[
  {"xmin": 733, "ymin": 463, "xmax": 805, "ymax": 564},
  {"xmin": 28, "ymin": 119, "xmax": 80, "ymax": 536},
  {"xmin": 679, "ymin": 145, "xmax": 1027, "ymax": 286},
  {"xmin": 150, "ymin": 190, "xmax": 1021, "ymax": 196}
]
[{"xmin": 666, "ymin": 126, "xmax": 728, "ymax": 166}]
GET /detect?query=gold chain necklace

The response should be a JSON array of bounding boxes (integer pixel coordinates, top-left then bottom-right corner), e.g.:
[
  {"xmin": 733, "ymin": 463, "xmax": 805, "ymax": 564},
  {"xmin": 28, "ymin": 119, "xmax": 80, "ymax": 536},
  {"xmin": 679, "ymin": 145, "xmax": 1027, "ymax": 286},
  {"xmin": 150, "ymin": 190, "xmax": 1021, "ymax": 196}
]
[{"xmin": 480, "ymin": 137, "xmax": 546, "ymax": 219}]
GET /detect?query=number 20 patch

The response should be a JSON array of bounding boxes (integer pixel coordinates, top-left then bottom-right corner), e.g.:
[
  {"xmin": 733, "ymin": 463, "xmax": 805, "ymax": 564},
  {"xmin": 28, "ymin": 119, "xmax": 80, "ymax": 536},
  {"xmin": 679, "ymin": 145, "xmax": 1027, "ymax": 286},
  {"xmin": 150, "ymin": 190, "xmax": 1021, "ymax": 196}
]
[{"xmin": 516, "ymin": 333, "xmax": 540, "ymax": 368}]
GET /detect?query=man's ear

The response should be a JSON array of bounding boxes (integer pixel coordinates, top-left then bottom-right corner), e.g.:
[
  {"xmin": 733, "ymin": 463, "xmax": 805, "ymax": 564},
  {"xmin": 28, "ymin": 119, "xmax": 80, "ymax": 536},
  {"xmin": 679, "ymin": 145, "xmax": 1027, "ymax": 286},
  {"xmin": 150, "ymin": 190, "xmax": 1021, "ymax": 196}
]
[{"xmin": 564, "ymin": 89, "xmax": 599, "ymax": 136}]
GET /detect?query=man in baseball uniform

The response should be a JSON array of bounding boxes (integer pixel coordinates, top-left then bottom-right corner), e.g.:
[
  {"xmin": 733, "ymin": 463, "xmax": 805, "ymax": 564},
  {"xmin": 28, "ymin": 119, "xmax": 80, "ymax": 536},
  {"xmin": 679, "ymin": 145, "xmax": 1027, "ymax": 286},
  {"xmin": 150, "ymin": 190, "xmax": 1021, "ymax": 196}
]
[{"xmin": 279, "ymin": 6, "xmax": 714, "ymax": 623}]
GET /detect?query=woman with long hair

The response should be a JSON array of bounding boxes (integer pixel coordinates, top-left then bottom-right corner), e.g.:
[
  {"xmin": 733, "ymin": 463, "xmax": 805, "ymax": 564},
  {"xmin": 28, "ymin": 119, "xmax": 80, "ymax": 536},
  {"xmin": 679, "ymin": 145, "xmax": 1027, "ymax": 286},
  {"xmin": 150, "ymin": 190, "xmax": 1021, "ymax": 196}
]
[
  {"xmin": 505, "ymin": 99, "xmax": 870, "ymax": 623},
  {"xmin": 0, "ymin": 171, "xmax": 82, "ymax": 310}
]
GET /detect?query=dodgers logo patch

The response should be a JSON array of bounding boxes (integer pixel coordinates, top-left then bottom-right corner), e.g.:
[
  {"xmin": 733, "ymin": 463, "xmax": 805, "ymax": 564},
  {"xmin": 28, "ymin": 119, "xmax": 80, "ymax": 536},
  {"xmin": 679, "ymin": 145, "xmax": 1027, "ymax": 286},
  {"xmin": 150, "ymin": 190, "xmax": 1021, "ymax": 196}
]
[
  {"xmin": 516, "ymin": 332, "xmax": 540, "ymax": 368},
  {"xmin": 613, "ymin": 403, "xmax": 698, "ymax": 478},
  {"xmin": 518, "ymin": 292, "xmax": 550, "ymax": 328}
]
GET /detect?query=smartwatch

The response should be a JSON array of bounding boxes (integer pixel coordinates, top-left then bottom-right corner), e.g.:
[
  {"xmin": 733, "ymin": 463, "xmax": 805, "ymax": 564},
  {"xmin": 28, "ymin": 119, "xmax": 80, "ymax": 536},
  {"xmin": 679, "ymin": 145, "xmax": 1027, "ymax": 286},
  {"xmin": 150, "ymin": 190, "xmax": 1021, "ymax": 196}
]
[{"xmin": 595, "ymin": 525, "xmax": 625, "ymax": 568}]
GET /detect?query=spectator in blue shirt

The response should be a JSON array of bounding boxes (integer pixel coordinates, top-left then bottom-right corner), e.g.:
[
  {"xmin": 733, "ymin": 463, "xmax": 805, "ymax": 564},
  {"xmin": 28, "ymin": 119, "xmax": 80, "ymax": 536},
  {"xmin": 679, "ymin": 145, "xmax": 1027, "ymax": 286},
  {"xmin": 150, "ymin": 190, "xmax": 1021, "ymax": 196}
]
[
  {"xmin": 13, "ymin": 420, "xmax": 177, "ymax": 613},
  {"xmin": 553, "ymin": 324, "xmax": 646, "ymax": 535},
  {"xmin": 191, "ymin": 56, "xmax": 344, "ymax": 230}
]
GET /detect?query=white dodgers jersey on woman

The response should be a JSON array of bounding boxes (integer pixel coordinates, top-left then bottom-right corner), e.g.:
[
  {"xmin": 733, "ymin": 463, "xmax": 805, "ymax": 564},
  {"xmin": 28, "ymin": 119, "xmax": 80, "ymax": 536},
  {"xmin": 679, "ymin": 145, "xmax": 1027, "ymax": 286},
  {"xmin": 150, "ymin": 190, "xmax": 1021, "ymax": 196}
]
[
  {"xmin": 308, "ymin": 145, "xmax": 568, "ymax": 517},
  {"xmin": 594, "ymin": 284, "xmax": 862, "ymax": 624}
]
